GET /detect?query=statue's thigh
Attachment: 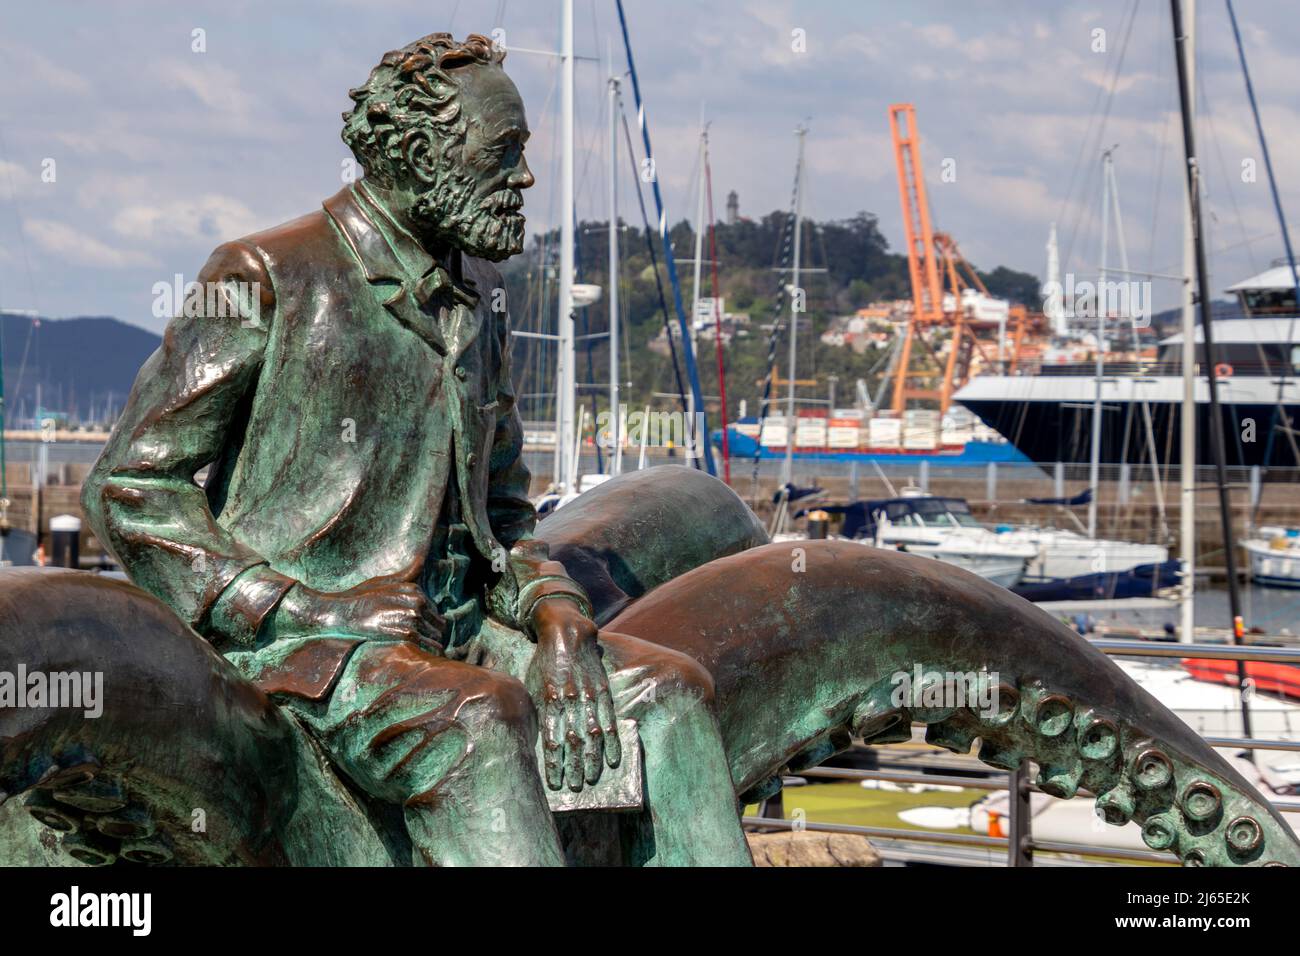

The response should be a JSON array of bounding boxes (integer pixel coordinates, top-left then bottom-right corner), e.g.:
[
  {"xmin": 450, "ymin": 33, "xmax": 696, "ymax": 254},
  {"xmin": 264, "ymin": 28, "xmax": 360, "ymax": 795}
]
[
  {"xmin": 596, "ymin": 630, "xmax": 716, "ymax": 719},
  {"xmin": 463, "ymin": 618, "xmax": 714, "ymax": 720}
]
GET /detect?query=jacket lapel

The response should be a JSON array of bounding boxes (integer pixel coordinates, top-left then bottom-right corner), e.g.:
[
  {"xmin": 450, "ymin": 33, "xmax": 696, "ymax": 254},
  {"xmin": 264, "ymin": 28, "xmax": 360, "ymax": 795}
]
[
  {"xmin": 443, "ymin": 252, "xmax": 484, "ymax": 363},
  {"xmin": 323, "ymin": 185, "xmax": 458, "ymax": 356}
]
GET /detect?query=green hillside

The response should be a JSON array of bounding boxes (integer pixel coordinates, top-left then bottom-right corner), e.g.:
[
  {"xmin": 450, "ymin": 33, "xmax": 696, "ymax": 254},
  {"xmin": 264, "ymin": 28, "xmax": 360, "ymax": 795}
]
[{"xmin": 501, "ymin": 211, "xmax": 1040, "ymax": 425}]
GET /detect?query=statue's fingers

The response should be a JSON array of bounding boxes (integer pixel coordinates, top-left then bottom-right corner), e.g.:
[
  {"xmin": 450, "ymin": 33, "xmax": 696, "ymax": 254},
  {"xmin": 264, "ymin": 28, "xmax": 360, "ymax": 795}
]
[
  {"xmin": 580, "ymin": 700, "xmax": 603, "ymax": 785},
  {"xmin": 564, "ymin": 699, "xmax": 585, "ymax": 792},
  {"xmin": 376, "ymin": 608, "xmax": 416, "ymax": 634},
  {"xmin": 409, "ymin": 617, "xmax": 444, "ymax": 655},
  {"xmin": 596, "ymin": 689, "xmax": 621, "ymax": 768},
  {"xmin": 375, "ymin": 618, "xmax": 415, "ymax": 640},
  {"xmin": 420, "ymin": 605, "xmax": 447, "ymax": 639},
  {"xmin": 542, "ymin": 701, "xmax": 565, "ymax": 791}
]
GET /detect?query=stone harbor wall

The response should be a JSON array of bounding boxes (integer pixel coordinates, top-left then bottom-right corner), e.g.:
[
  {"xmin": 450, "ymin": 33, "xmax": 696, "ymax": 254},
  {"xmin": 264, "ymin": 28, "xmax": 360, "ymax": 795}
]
[{"xmin": 746, "ymin": 830, "xmax": 881, "ymax": 867}]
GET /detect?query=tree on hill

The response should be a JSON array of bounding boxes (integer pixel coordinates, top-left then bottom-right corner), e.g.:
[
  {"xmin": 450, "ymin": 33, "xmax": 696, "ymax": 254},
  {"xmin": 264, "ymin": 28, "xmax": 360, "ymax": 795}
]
[{"xmin": 499, "ymin": 210, "xmax": 1039, "ymax": 426}]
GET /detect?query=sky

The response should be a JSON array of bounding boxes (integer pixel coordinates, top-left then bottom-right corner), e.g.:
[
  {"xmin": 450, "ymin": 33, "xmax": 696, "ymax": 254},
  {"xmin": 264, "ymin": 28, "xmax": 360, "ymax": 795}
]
[{"xmin": 1, "ymin": 0, "xmax": 1298, "ymax": 333}]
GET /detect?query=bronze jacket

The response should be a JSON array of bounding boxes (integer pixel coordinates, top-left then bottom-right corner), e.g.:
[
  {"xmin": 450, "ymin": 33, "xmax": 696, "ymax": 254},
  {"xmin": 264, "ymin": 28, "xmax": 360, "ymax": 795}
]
[{"xmin": 82, "ymin": 184, "xmax": 587, "ymax": 691}]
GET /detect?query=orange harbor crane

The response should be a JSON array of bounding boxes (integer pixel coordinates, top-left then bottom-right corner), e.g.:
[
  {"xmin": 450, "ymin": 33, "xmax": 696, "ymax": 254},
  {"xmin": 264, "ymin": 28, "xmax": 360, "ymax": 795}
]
[{"xmin": 887, "ymin": 104, "xmax": 1036, "ymax": 413}]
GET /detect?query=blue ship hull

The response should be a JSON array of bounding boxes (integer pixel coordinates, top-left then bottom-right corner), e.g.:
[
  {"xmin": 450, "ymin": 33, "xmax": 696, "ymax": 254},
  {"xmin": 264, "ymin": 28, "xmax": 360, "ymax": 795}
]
[{"xmin": 717, "ymin": 427, "xmax": 1030, "ymax": 467}]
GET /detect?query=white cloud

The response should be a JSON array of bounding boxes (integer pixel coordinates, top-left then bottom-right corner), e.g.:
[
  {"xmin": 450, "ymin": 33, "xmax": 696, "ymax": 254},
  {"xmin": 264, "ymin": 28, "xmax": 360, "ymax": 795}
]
[
  {"xmin": 0, "ymin": 42, "xmax": 92, "ymax": 95},
  {"xmin": 0, "ymin": 160, "xmax": 48, "ymax": 200},
  {"xmin": 156, "ymin": 57, "xmax": 262, "ymax": 123},
  {"xmin": 109, "ymin": 193, "xmax": 262, "ymax": 245},
  {"xmin": 24, "ymin": 219, "xmax": 157, "ymax": 268}
]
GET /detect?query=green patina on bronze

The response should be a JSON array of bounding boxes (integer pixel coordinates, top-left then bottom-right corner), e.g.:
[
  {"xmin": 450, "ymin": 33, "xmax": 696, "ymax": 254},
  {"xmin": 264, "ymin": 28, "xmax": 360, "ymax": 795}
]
[{"xmin": 0, "ymin": 31, "xmax": 1296, "ymax": 867}]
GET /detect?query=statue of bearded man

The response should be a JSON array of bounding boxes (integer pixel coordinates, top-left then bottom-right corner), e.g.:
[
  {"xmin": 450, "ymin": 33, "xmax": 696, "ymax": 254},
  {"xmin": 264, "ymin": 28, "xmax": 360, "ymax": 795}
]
[{"xmin": 82, "ymin": 32, "xmax": 751, "ymax": 866}]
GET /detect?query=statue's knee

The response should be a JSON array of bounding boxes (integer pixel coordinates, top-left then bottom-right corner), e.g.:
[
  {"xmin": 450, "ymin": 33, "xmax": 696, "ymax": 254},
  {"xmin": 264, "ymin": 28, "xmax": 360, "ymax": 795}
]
[
  {"xmin": 456, "ymin": 671, "xmax": 537, "ymax": 738},
  {"xmin": 638, "ymin": 649, "xmax": 716, "ymax": 708}
]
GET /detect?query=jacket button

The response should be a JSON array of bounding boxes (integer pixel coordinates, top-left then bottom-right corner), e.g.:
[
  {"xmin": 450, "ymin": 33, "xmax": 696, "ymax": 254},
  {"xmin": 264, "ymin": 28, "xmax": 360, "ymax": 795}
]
[
  {"xmin": 455, "ymin": 366, "xmax": 468, "ymax": 380},
  {"xmin": 467, "ymin": 453, "xmax": 478, "ymax": 467}
]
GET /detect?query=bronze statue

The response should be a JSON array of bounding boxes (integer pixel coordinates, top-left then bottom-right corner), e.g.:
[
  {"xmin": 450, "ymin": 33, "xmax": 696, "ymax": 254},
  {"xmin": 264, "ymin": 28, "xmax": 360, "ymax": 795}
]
[{"xmin": 0, "ymin": 33, "xmax": 1295, "ymax": 868}]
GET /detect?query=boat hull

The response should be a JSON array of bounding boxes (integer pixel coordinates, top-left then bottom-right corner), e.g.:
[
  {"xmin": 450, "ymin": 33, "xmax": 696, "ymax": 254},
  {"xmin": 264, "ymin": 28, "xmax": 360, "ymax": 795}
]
[
  {"xmin": 1245, "ymin": 540, "xmax": 1300, "ymax": 587},
  {"xmin": 718, "ymin": 428, "xmax": 1029, "ymax": 466},
  {"xmin": 957, "ymin": 375, "xmax": 1300, "ymax": 468}
]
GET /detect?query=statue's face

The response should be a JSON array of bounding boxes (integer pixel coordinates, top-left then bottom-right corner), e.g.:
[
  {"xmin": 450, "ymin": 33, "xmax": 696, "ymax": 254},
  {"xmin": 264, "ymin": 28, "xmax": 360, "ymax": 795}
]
[{"xmin": 409, "ymin": 65, "xmax": 534, "ymax": 261}]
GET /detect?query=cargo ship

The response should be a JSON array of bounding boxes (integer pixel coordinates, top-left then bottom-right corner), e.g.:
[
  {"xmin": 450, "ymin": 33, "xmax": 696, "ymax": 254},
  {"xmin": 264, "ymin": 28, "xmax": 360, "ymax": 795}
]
[{"xmin": 717, "ymin": 407, "xmax": 1030, "ymax": 466}]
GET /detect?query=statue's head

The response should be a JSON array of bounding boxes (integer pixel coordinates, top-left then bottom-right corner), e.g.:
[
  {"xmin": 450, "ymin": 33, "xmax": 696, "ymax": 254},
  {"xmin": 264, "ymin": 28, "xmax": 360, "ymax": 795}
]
[{"xmin": 343, "ymin": 33, "xmax": 533, "ymax": 261}]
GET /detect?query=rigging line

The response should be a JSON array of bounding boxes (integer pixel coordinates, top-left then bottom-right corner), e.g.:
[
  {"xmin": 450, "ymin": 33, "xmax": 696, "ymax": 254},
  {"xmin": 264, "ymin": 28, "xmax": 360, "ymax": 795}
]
[
  {"xmin": 810, "ymin": 221, "xmax": 834, "ymax": 376},
  {"xmin": 523, "ymin": 59, "xmax": 563, "ymax": 422},
  {"xmin": 520, "ymin": 70, "xmax": 560, "ymax": 419},
  {"xmin": 1162, "ymin": 398, "xmax": 1176, "ymax": 499},
  {"xmin": 573, "ymin": 51, "xmax": 608, "ymax": 220},
  {"xmin": 1226, "ymin": 0, "xmax": 1300, "ymax": 474},
  {"xmin": 704, "ymin": 134, "xmax": 730, "ymax": 483},
  {"xmin": 614, "ymin": 0, "xmax": 714, "ymax": 475},
  {"xmin": 603, "ymin": 85, "xmax": 632, "ymax": 395},
  {"xmin": 1114, "ymin": 399, "xmax": 1136, "ymax": 529},
  {"xmin": 1064, "ymin": 0, "xmax": 1140, "ymax": 270},
  {"xmin": 1065, "ymin": 161, "xmax": 1101, "ymax": 288},
  {"xmin": 1055, "ymin": 0, "xmax": 1140, "ymax": 257},
  {"xmin": 0, "ymin": 111, "xmax": 44, "ymax": 413},
  {"xmin": 1059, "ymin": 0, "xmax": 1140, "ymax": 273},
  {"xmin": 1144, "ymin": 33, "xmax": 1177, "ymax": 278},
  {"xmin": 582, "ymin": 300, "xmax": 603, "ymax": 473},
  {"xmin": 1053, "ymin": 71, "xmax": 1109, "ymax": 243},
  {"xmin": 1198, "ymin": 62, "xmax": 1260, "ymax": 278},
  {"xmin": 620, "ymin": 249, "xmax": 632, "ymax": 392},
  {"xmin": 749, "ymin": 142, "xmax": 804, "ymax": 482},
  {"xmin": 618, "ymin": 101, "xmax": 691, "ymax": 422},
  {"xmin": 601, "ymin": 74, "xmax": 635, "ymax": 398}
]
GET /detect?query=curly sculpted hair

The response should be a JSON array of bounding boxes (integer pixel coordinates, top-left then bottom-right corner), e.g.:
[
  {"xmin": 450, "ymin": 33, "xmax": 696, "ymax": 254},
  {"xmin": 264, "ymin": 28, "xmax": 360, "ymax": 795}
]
[{"xmin": 342, "ymin": 33, "xmax": 506, "ymax": 187}]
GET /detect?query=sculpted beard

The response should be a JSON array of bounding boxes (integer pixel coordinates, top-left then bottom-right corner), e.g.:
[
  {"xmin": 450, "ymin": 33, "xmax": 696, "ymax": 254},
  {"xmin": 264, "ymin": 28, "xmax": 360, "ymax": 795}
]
[{"xmin": 411, "ymin": 158, "xmax": 525, "ymax": 261}]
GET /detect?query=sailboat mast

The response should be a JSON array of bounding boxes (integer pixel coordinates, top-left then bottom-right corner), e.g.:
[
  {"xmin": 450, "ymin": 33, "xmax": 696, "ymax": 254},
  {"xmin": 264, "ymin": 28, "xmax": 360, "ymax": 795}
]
[
  {"xmin": 1088, "ymin": 149, "xmax": 1113, "ymax": 540},
  {"xmin": 690, "ymin": 123, "xmax": 707, "ymax": 348},
  {"xmin": 1179, "ymin": 0, "xmax": 1197, "ymax": 643},
  {"xmin": 556, "ymin": 0, "xmax": 577, "ymax": 493},
  {"xmin": 781, "ymin": 125, "xmax": 807, "ymax": 488},
  {"xmin": 607, "ymin": 68, "xmax": 622, "ymax": 476},
  {"xmin": 1105, "ymin": 153, "xmax": 1136, "ymax": 349},
  {"xmin": 704, "ymin": 141, "xmax": 731, "ymax": 483},
  {"xmin": 1171, "ymin": 0, "xmax": 1252, "ymax": 738}
]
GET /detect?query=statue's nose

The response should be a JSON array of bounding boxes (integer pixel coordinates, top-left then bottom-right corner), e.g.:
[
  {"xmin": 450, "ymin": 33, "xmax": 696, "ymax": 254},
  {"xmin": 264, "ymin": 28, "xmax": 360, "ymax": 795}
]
[{"xmin": 509, "ymin": 157, "xmax": 535, "ymax": 190}]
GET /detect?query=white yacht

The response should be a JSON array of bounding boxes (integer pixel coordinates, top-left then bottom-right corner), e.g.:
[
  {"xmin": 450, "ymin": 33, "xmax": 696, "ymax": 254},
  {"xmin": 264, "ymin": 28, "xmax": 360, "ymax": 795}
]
[
  {"xmin": 795, "ymin": 494, "xmax": 1036, "ymax": 587},
  {"xmin": 1009, "ymin": 527, "xmax": 1169, "ymax": 582},
  {"xmin": 1244, "ymin": 526, "xmax": 1300, "ymax": 588}
]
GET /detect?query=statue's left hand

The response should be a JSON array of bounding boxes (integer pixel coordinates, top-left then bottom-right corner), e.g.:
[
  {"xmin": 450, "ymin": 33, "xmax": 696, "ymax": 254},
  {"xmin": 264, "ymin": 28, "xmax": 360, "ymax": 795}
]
[{"xmin": 528, "ymin": 598, "xmax": 621, "ymax": 791}]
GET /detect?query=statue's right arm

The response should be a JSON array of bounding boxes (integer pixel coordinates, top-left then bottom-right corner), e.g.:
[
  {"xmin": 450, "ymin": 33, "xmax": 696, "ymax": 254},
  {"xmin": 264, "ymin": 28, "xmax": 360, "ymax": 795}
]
[{"xmin": 81, "ymin": 240, "xmax": 297, "ymax": 648}]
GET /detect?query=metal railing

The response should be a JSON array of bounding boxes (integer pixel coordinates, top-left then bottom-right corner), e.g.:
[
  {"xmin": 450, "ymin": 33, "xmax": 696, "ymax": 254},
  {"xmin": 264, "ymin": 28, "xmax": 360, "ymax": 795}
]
[{"xmin": 741, "ymin": 638, "xmax": 1300, "ymax": 867}]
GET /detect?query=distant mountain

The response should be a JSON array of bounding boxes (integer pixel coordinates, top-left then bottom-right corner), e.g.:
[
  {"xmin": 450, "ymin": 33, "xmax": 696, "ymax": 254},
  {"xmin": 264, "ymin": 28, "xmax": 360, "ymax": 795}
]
[{"xmin": 1, "ymin": 313, "xmax": 160, "ymax": 426}]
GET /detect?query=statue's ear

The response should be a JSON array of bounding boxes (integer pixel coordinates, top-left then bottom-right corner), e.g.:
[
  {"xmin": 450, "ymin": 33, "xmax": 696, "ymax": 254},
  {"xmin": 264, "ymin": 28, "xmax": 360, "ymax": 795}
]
[{"xmin": 401, "ymin": 129, "xmax": 439, "ymax": 185}]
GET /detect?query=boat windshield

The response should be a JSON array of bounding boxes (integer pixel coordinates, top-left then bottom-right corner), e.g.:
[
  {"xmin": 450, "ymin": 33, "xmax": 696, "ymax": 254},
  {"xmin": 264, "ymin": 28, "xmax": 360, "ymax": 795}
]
[
  {"xmin": 902, "ymin": 498, "xmax": 984, "ymax": 529},
  {"xmin": 943, "ymin": 499, "xmax": 984, "ymax": 528}
]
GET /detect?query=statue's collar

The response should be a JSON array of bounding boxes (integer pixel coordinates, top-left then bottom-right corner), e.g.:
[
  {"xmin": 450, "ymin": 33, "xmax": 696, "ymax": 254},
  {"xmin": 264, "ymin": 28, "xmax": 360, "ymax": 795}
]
[{"xmin": 323, "ymin": 184, "xmax": 480, "ymax": 354}]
